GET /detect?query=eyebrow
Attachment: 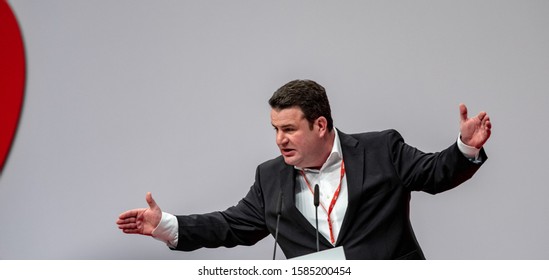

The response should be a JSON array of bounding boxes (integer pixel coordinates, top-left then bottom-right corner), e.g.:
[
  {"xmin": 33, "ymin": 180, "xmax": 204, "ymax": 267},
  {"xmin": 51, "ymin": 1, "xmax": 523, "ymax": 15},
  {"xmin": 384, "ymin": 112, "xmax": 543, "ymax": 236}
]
[{"xmin": 271, "ymin": 124, "xmax": 295, "ymax": 129}]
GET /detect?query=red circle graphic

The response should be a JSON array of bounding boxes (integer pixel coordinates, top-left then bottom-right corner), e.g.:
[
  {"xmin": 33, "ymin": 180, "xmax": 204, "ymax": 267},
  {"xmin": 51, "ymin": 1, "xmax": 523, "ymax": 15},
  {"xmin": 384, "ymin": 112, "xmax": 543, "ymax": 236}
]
[{"xmin": 0, "ymin": 0, "xmax": 26, "ymax": 175}]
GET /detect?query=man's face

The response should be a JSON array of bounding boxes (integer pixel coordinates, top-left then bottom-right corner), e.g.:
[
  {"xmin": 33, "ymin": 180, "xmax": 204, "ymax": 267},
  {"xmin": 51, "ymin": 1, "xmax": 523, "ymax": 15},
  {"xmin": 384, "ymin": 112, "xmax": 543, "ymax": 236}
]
[{"xmin": 271, "ymin": 107, "xmax": 325, "ymax": 168}]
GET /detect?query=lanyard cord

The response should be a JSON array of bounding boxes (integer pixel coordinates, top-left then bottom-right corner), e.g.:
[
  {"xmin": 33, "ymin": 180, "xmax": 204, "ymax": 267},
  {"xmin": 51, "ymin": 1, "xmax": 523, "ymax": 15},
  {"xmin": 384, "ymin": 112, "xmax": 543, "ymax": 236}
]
[{"xmin": 300, "ymin": 160, "xmax": 345, "ymax": 244}]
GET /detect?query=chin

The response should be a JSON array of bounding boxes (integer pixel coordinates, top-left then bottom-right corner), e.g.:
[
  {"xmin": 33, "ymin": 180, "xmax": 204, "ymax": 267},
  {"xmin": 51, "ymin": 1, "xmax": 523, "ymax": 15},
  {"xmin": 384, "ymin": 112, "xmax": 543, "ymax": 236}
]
[{"xmin": 283, "ymin": 157, "xmax": 300, "ymax": 167}]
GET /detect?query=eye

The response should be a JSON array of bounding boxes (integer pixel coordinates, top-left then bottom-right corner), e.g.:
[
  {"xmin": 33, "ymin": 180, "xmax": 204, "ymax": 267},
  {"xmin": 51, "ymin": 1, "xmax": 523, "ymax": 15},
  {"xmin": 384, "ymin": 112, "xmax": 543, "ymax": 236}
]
[{"xmin": 283, "ymin": 127, "xmax": 295, "ymax": 133}]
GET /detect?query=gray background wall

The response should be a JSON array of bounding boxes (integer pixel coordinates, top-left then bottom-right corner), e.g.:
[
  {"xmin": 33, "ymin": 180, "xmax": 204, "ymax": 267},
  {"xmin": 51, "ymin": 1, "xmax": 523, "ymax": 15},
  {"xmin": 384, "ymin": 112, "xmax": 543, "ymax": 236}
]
[{"xmin": 1, "ymin": 0, "xmax": 547, "ymax": 259}]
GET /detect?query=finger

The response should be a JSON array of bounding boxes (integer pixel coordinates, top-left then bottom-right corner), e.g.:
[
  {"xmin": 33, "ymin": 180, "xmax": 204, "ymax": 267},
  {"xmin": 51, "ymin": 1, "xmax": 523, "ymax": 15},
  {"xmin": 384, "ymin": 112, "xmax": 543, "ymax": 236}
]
[
  {"xmin": 480, "ymin": 114, "xmax": 490, "ymax": 127},
  {"xmin": 485, "ymin": 120, "xmax": 492, "ymax": 130},
  {"xmin": 122, "ymin": 228, "xmax": 142, "ymax": 234},
  {"xmin": 459, "ymin": 103, "xmax": 468, "ymax": 122},
  {"xmin": 484, "ymin": 122, "xmax": 492, "ymax": 139},
  {"xmin": 118, "ymin": 222, "xmax": 138, "ymax": 230},
  {"xmin": 477, "ymin": 111, "xmax": 487, "ymax": 122},
  {"xmin": 116, "ymin": 217, "xmax": 137, "ymax": 225},
  {"xmin": 482, "ymin": 116, "xmax": 492, "ymax": 137},
  {"xmin": 118, "ymin": 209, "xmax": 145, "ymax": 220},
  {"xmin": 146, "ymin": 192, "xmax": 158, "ymax": 210}
]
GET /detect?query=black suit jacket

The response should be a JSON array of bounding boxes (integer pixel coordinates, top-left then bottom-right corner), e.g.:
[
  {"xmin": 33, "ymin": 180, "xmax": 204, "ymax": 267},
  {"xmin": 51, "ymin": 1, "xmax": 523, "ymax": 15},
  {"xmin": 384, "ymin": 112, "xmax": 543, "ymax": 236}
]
[{"xmin": 173, "ymin": 129, "xmax": 486, "ymax": 259}]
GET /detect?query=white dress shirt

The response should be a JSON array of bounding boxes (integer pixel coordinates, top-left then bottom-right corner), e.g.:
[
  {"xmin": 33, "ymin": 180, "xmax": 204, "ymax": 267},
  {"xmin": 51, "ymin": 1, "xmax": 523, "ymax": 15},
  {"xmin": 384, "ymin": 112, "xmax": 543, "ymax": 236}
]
[{"xmin": 294, "ymin": 129, "xmax": 346, "ymax": 245}]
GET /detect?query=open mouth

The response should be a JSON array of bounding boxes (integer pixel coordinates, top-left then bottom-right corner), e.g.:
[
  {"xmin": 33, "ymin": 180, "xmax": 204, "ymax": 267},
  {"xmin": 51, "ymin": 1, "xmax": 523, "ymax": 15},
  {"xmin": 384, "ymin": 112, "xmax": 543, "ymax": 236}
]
[{"xmin": 281, "ymin": 148, "xmax": 295, "ymax": 156}]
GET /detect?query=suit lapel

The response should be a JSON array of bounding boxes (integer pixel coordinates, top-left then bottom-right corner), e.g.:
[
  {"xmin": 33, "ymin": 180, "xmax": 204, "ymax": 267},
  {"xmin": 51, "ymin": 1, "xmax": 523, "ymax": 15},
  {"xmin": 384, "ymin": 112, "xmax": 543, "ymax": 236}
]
[
  {"xmin": 336, "ymin": 131, "xmax": 365, "ymax": 245},
  {"xmin": 278, "ymin": 159, "xmax": 333, "ymax": 247}
]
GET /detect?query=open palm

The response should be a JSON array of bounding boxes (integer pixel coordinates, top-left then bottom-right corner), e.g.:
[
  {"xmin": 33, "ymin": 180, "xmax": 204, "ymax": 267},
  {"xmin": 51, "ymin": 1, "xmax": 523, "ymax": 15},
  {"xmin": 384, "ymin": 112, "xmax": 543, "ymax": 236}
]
[
  {"xmin": 116, "ymin": 192, "xmax": 162, "ymax": 236},
  {"xmin": 459, "ymin": 103, "xmax": 492, "ymax": 148}
]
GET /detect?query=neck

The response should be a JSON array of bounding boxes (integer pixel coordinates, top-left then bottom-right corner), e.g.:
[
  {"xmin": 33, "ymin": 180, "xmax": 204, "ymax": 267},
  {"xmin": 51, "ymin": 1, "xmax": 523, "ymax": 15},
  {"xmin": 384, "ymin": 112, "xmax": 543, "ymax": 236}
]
[{"xmin": 305, "ymin": 129, "xmax": 336, "ymax": 170}]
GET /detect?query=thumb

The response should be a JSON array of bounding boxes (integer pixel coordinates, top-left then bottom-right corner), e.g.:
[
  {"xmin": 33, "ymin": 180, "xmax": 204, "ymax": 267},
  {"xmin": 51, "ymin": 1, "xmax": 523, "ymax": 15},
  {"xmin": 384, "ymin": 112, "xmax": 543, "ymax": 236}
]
[
  {"xmin": 145, "ymin": 192, "xmax": 159, "ymax": 210},
  {"xmin": 459, "ymin": 103, "xmax": 468, "ymax": 123}
]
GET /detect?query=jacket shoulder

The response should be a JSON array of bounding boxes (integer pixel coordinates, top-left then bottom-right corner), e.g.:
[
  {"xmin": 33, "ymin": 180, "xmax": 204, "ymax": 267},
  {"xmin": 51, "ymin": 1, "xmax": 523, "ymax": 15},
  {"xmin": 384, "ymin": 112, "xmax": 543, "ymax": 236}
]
[
  {"xmin": 258, "ymin": 155, "xmax": 286, "ymax": 170},
  {"xmin": 346, "ymin": 129, "xmax": 404, "ymax": 145}
]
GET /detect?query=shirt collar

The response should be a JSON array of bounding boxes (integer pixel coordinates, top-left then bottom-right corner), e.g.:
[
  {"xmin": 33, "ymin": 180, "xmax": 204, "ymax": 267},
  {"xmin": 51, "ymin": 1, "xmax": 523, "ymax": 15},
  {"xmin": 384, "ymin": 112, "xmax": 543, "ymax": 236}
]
[{"xmin": 295, "ymin": 128, "xmax": 343, "ymax": 173}]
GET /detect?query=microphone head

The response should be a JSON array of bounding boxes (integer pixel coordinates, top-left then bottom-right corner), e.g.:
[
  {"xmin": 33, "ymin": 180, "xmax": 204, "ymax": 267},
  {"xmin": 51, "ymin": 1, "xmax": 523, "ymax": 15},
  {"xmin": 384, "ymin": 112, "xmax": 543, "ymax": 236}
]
[{"xmin": 314, "ymin": 184, "xmax": 320, "ymax": 207}]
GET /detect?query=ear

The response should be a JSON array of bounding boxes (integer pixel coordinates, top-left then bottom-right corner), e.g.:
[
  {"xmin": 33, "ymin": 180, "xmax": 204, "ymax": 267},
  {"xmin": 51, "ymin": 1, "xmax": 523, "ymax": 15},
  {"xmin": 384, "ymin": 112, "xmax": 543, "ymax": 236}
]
[{"xmin": 315, "ymin": 116, "xmax": 328, "ymax": 137}]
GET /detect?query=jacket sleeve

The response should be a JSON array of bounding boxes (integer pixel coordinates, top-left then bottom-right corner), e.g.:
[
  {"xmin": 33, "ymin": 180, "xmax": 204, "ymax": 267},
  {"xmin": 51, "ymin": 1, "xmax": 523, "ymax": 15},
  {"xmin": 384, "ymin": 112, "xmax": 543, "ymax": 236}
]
[
  {"xmin": 173, "ymin": 166, "xmax": 270, "ymax": 251},
  {"xmin": 387, "ymin": 129, "xmax": 487, "ymax": 194}
]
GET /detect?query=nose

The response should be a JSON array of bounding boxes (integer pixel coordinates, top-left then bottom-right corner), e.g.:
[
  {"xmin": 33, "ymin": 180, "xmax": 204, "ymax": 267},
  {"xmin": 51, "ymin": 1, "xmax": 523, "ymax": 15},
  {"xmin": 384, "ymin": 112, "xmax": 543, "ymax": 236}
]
[{"xmin": 276, "ymin": 131, "xmax": 288, "ymax": 146}]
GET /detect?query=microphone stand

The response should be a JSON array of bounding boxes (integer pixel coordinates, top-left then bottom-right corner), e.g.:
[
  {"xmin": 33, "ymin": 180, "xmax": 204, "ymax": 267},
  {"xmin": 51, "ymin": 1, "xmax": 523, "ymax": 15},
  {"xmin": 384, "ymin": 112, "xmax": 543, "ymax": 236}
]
[
  {"xmin": 273, "ymin": 192, "xmax": 283, "ymax": 260},
  {"xmin": 314, "ymin": 184, "xmax": 320, "ymax": 252}
]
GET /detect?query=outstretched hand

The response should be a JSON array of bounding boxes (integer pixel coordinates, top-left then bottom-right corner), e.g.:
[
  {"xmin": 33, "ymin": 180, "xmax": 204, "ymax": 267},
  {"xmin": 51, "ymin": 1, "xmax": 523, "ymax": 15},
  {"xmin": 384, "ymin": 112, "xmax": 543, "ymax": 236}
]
[
  {"xmin": 459, "ymin": 103, "xmax": 492, "ymax": 148},
  {"xmin": 116, "ymin": 192, "xmax": 162, "ymax": 236}
]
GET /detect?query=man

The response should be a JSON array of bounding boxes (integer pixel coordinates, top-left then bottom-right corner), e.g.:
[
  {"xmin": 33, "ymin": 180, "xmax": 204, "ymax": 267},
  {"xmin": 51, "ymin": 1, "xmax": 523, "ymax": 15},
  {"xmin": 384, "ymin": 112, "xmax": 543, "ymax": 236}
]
[{"xmin": 117, "ymin": 80, "xmax": 491, "ymax": 259}]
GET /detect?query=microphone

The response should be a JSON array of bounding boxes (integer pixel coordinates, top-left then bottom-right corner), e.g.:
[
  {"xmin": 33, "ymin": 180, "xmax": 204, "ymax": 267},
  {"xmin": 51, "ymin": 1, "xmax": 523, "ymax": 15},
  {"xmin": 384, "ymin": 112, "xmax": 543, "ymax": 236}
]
[
  {"xmin": 272, "ymin": 191, "xmax": 283, "ymax": 260},
  {"xmin": 314, "ymin": 184, "xmax": 320, "ymax": 252}
]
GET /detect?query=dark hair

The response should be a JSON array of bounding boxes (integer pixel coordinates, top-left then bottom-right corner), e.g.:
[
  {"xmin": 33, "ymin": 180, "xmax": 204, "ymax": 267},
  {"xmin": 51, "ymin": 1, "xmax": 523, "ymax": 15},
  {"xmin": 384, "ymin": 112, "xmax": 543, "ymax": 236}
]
[{"xmin": 269, "ymin": 79, "xmax": 333, "ymax": 131}]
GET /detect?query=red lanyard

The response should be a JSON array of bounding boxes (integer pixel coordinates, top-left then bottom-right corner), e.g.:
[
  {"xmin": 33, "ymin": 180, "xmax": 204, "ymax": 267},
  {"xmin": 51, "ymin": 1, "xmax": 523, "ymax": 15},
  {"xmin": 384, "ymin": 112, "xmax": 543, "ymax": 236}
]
[{"xmin": 300, "ymin": 160, "xmax": 345, "ymax": 244}]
